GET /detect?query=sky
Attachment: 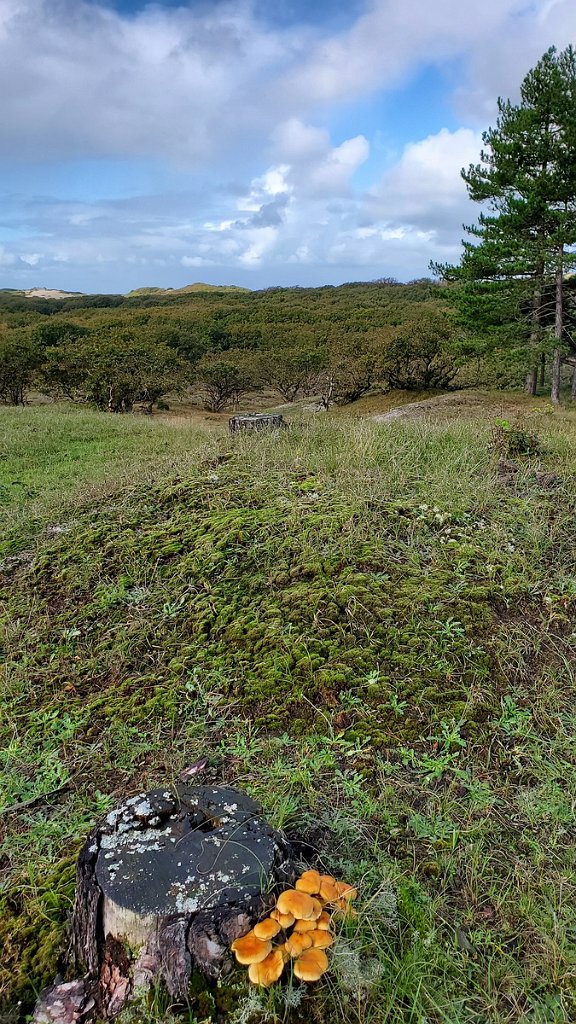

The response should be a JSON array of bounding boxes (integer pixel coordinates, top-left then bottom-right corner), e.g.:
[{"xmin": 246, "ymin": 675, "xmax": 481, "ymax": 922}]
[{"xmin": 0, "ymin": 0, "xmax": 575, "ymax": 293}]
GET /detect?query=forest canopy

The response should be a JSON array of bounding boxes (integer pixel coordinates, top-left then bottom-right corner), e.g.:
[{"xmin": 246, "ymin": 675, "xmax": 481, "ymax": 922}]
[{"xmin": 0, "ymin": 279, "xmax": 471, "ymax": 410}]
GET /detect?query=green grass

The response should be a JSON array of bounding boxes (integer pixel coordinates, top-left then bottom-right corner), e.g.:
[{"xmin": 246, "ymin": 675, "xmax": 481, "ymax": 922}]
[
  {"xmin": 1, "ymin": 398, "xmax": 576, "ymax": 1023},
  {"xmin": 0, "ymin": 403, "xmax": 218, "ymax": 555}
]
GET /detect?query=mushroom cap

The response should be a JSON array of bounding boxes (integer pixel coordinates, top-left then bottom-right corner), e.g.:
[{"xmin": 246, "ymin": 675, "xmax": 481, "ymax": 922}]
[
  {"xmin": 309, "ymin": 929, "xmax": 334, "ymax": 949},
  {"xmin": 293, "ymin": 947, "xmax": 329, "ymax": 982},
  {"xmin": 295, "ymin": 869, "xmax": 322, "ymax": 895},
  {"xmin": 248, "ymin": 949, "xmax": 285, "ymax": 987},
  {"xmin": 293, "ymin": 918, "xmax": 316, "ymax": 934},
  {"xmin": 253, "ymin": 918, "xmax": 282, "ymax": 941},
  {"xmin": 315, "ymin": 911, "xmax": 332, "ymax": 931},
  {"xmin": 284, "ymin": 932, "xmax": 314, "ymax": 957},
  {"xmin": 270, "ymin": 909, "xmax": 296, "ymax": 928},
  {"xmin": 309, "ymin": 897, "xmax": 323, "ymax": 920},
  {"xmin": 231, "ymin": 932, "xmax": 272, "ymax": 965},
  {"xmin": 276, "ymin": 889, "xmax": 317, "ymax": 920},
  {"xmin": 336, "ymin": 881, "xmax": 358, "ymax": 901},
  {"xmin": 319, "ymin": 876, "xmax": 339, "ymax": 902}
]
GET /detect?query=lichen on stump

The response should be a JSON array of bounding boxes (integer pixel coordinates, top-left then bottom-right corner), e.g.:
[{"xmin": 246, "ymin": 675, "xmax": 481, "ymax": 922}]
[
  {"xmin": 228, "ymin": 414, "xmax": 287, "ymax": 434},
  {"xmin": 34, "ymin": 785, "xmax": 295, "ymax": 1022}
]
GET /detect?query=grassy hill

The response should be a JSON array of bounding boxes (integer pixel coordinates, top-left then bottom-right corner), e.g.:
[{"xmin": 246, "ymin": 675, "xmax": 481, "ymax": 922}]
[
  {"xmin": 1, "ymin": 396, "xmax": 575, "ymax": 1022},
  {"xmin": 126, "ymin": 283, "xmax": 251, "ymax": 297}
]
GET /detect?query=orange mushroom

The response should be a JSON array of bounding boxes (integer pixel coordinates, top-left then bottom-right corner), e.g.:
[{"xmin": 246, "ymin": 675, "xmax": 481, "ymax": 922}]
[
  {"xmin": 230, "ymin": 932, "xmax": 272, "ymax": 965},
  {"xmin": 293, "ymin": 947, "xmax": 329, "ymax": 982},
  {"xmin": 270, "ymin": 908, "xmax": 296, "ymax": 929},
  {"xmin": 308, "ymin": 897, "xmax": 323, "ymax": 919},
  {"xmin": 293, "ymin": 918, "xmax": 316, "ymax": 934},
  {"xmin": 319, "ymin": 875, "xmax": 339, "ymax": 902},
  {"xmin": 336, "ymin": 881, "xmax": 358, "ymax": 901},
  {"xmin": 276, "ymin": 889, "xmax": 317, "ymax": 921},
  {"xmin": 248, "ymin": 948, "xmax": 285, "ymax": 987},
  {"xmin": 309, "ymin": 929, "xmax": 334, "ymax": 949},
  {"xmin": 253, "ymin": 918, "xmax": 281, "ymax": 941},
  {"xmin": 284, "ymin": 932, "xmax": 314, "ymax": 957},
  {"xmin": 315, "ymin": 911, "xmax": 332, "ymax": 931},
  {"xmin": 295, "ymin": 869, "xmax": 322, "ymax": 894}
]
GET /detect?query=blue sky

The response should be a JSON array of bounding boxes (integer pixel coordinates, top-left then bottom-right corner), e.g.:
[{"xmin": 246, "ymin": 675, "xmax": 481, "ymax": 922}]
[{"xmin": 0, "ymin": 0, "xmax": 575, "ymax": 293}]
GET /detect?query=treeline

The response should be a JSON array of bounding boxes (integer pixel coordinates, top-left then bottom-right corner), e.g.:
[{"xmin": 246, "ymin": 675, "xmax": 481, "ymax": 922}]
[
  {"xmin": 2, "ymin": 270, "xmax": 575, "ymax": 412},
  {"xmin": 0, "ymin": 280, "xmax": 474, "ymax": 412}
]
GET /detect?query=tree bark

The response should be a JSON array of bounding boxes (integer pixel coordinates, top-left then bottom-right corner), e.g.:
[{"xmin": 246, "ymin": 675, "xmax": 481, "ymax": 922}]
[
  {"xmin": 526, "ymin": 274, "xmax": 543, "ymax": 394},
  {"xmin": 551, "ymin": 349, "xmax": 562, "ymax": 404},
  {"xmin": 525, "ymin": 368, "xmax": 537, "ymax": 395},
  {"xmin": 551, "ymin": 257, "xmax": 564, "ymax": 404}
]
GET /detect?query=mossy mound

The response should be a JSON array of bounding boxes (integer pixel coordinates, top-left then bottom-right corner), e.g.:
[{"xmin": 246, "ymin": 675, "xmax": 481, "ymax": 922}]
[{"xmin": 7, "ymin": 469, "xmax": 522, "ymax": 741}]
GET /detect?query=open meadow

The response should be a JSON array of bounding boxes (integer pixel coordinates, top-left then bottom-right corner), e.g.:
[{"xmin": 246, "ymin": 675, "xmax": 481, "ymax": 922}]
[{"xmin": 1, "ymin": 394, "xmax": 576, "ymax": 1024}]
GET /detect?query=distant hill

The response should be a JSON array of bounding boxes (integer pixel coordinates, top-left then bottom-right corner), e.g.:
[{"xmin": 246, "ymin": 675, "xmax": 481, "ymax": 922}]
[
  {"xmin": 177, "ymin": 282, "xmax": 250, "ymax": 293},
  {"xmin": 24, "ymin": 287, "xmax": 84, "ymax": 299},
  {"xmin": 126, "ymin": 287, "xmax": 171, "ymax": 296},
  {"xmin": 127, "ymin": 283, "xmax": 251, "ymax": 296},
  {"xmin": 0, "ymin": 282, "xmax": 249, "ymax": 303}
]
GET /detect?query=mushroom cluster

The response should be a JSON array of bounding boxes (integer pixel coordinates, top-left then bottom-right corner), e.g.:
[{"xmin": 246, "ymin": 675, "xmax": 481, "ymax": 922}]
[{"xmin": 230, "ymin": 870, "xmax": 357, "ymax": 986}]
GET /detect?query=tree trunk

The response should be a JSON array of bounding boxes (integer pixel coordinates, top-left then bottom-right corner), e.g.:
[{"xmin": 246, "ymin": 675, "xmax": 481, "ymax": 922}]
[
  {"xmin": 571, "ymin": 366, "xmax": 576, "ymax": 399},
  {"xmin": 551, "ymin": 257, "xmax": 563, "ymax": 404},
  {"xmin": 526, "ymin": 275, "xmax": 543, "ymax": 394},
  {"xmin": 525, "ymin": 368, "xmax": 537, "ymax": 395},
  {"xmin": 539, "ymin": 352, "xmax": 546, "ymax": 389},
  {"xmin": 551, "ymin": 349, "xmax": 562, "ymax": 404},
  {"xmin": 34, "ymin": 786, "xmax": 296, "ymax": 1023}
]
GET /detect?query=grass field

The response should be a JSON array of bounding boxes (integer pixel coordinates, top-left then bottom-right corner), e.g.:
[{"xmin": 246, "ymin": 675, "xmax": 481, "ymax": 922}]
[
  {"xmin": 1, "ymin": 396, "xmax": 576, "ymax": 1024},
  {"xmin": 0, "ymin": 404, "xmax": 222, "ymax": 556}
]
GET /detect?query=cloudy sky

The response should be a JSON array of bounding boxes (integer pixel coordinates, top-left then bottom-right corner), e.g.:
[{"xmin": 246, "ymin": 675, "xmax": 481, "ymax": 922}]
[{"xmin": 0, "ymin": 0, "xmax": 574, "ymax": 293}]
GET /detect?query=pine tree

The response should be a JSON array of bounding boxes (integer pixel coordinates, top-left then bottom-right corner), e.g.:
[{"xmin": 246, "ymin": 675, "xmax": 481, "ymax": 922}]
[{"xmin": 432, "ymin": 46, "xmax": 576, "ymax": 400}]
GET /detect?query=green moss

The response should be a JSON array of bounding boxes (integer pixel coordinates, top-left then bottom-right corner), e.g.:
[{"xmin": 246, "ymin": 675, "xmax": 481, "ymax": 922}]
[{"xmin": 0, "ymin": 856, "xmax": 76, "ymax": 1013}]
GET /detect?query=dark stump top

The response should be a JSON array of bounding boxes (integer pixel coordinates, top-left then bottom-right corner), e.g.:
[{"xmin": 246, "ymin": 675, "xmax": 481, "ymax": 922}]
[
  {"xmin": 95, "ymin": 786, "xmax": 282, "ymax": 917},
  {"xmin": 228, "ymin": 414, "xmax": 286, "ymax": 432}
]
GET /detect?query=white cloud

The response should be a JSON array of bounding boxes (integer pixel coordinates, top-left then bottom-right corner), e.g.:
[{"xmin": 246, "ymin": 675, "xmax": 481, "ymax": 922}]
[
  {"xmin": 367, "ymin": 127, "xmax": 482, "ymax": 233},
  {"xmin": 271, "ymin": 118, "xmax": 330, "ymax": 163},
  {"xmin": 181, "ymin": 255, "xmax": 212, "ymax": 267},
  {"xmin": 454, "ymin": 0, "xmax": 576, "ymax": 120},
  {"xmin": 304, "ymin": 135, "xmax": 370, "ymax": 197},
  {"xmin": 0, "ymin": 0, "xmax": 307, "ymax": 164},
  {"xmin": 1, "ymin": 0, "xmax": 573, "ymax": 171},
  {"xmin": 238, "ymin": 225, "xmax": 279, "ymax": 266},
  {"xmin": 280, "ymin": 0, "xmax": 539, "ymax": 108}
]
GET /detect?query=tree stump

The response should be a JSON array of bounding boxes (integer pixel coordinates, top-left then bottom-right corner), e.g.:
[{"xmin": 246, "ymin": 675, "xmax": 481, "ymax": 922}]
[
  {"xmin": 34, "ymin": 786, "xmax": 295, "ymax": 1023},
  {"xmin": 228, "ymin": 414, "xmax": 287, "ymax": 434}
]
